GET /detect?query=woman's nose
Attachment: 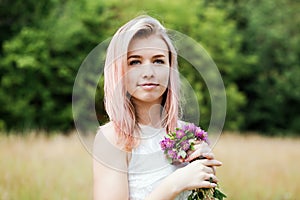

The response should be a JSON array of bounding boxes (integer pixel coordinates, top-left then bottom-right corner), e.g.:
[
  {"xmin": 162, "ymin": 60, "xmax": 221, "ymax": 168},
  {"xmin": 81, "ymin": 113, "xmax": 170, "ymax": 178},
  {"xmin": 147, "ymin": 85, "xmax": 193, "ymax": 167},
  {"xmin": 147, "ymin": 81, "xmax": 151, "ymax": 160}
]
[{"xmin": 142, "ymin": 64, "xmax": 155, "ymax": 78}]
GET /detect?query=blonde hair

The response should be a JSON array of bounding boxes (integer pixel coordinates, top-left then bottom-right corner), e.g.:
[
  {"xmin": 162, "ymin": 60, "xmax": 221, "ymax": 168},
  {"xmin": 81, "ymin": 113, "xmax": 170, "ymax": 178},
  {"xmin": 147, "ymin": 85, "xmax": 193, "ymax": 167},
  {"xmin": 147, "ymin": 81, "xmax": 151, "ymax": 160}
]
[{"xmin": 104, "ymin": 15, "xmax": 180, "ymax": 151}]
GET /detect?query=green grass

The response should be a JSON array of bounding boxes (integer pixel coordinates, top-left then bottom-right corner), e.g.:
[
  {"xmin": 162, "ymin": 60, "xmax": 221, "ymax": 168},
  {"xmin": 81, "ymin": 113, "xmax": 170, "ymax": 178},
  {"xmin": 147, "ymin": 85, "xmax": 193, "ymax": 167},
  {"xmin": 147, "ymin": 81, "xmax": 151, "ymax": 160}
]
[{"xmin": 1, "ymin": 132, "xmax": 300, "ymax": 199}]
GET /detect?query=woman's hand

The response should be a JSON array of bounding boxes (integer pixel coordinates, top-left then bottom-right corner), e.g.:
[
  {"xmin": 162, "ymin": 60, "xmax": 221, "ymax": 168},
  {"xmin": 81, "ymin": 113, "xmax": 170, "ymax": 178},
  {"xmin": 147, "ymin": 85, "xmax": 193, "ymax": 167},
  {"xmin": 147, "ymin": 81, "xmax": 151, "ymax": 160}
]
[
  {"xmin": 185, "ymin": 141, "xmax": 212, "ymax": 162},
  {"xmin": 173, "ymin": 158, "xmax": 222, "ymax": 192},
  {"xmin": 174, "ymin": 140, "xmax": 223, "ymax": 193},
  {"xmin": 184, "ymin": 141, "xmax": 220, "ymax": 177}
]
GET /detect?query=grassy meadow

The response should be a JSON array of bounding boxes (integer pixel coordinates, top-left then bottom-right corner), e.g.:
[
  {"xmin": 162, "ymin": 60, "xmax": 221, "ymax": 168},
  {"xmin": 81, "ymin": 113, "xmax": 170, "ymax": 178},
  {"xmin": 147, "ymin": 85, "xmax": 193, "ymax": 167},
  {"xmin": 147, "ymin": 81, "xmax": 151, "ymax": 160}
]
[
  {"xmin": 0, "ymin": 133, "xmax": 93, "ymax": 200},
  {"xmin": 1, "ymin": 132, "xmax": 299, "ymax": 200},
  {"xmin": 214, "ymin": 133, "xmax": 300, "ymax": 200}
]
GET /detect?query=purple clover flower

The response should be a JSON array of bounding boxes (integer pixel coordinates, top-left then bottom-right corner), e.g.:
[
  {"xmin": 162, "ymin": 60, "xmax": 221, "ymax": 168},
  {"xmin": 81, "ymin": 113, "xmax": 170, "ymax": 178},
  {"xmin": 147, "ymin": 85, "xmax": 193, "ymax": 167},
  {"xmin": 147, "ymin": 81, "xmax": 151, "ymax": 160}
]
[
  {"xmin": 182, "ymin": 123, "xmax": 196, "ymax": 133},
  {"xmin": 195, "ymin": 127, "xmax": 207, "ymax": 140},
  {"xmin": 160, "ymin": 137, "xmax": 175, "ymax": 150},
  {"xmin": 201, "ymin": 131, "xmax": 208, "ymax": 143},
  {"xmin": 176, "ymin": 129, "xmax": 185, "ymax": 139},
  {"xmin": 160, "ymin": 123, "xmax": 210, "ymax": 163},
  {"xmin": 167, "ymin": 149, "xmax": 177, "ymax": 159},
  {"xmin": 180, "ymin": 140, "xmax": 190, "ymax": 151}
]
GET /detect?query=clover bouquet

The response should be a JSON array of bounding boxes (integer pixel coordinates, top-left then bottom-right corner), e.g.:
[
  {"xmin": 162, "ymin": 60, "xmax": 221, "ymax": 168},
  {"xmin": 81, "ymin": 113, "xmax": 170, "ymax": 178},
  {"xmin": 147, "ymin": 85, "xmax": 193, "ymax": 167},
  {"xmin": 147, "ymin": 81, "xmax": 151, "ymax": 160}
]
[{"xmin": 160, "ymin": 123, "xmax": 226, "ymax": 200}]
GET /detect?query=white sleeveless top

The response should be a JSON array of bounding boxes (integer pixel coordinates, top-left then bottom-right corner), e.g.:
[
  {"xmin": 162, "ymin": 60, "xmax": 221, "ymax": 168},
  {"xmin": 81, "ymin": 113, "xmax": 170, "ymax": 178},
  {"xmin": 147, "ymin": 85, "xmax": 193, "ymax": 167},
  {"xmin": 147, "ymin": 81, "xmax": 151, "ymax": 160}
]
[{"xmin": 128, "ymin": 124, "xmax": 190, "ymax": 200}]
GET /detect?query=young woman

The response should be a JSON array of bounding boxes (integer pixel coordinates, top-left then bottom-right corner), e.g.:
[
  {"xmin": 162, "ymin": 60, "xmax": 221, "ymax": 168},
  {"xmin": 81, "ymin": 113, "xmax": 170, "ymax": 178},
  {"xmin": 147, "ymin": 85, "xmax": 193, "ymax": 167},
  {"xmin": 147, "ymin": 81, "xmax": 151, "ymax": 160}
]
[{"xmin": 93, "ymin": 15, "xmax": 222, "ymax": 200}]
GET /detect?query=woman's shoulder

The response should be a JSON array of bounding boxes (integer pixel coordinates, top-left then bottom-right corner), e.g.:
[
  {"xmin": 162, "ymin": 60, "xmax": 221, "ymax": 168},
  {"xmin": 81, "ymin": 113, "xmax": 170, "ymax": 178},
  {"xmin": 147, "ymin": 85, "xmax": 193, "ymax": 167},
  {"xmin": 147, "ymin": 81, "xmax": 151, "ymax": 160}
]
[
  {"xmin": 99, "ymin": 121, "xmax": 114, "ymax": 129},
  {"xmin": 96, "ymin": 121, "xmax": 118, "ymax": 146},
  {"xmin": 94, "ymin": 121, "xmax": 129, "ymax": 174}
]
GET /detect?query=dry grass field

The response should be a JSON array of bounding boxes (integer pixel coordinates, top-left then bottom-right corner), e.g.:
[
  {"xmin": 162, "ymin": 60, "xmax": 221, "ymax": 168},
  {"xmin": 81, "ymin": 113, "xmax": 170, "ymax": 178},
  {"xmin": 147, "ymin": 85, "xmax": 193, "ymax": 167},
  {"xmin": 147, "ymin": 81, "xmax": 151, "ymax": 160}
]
[
  {"xmin": 0, "ymin": 133, "xmax": 93, "ymax": 200},
  {"xmin": 214, "ymin": 133, "xmax": 300, "ymax": 200},
  {"xmin": 1, "ymin": 132, "xmax": 299, "ymax": 200}
]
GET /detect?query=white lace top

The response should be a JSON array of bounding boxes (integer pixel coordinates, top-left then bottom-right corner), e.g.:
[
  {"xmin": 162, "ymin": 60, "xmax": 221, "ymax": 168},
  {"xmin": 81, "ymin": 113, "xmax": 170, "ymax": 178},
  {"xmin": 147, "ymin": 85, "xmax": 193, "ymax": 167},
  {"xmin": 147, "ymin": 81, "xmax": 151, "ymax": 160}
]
[{"xmin": 128, "ymin": 124, "xmax": 190, "ymax": 200}]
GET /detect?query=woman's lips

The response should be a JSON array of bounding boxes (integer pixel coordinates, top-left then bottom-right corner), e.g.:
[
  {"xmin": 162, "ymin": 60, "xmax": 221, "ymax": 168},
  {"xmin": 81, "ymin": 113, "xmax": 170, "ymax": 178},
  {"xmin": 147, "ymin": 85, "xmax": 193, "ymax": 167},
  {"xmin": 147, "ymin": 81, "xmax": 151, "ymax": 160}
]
[{"xmin": 138, "ymin": 83, "xmax": 159, "ymax": 90}]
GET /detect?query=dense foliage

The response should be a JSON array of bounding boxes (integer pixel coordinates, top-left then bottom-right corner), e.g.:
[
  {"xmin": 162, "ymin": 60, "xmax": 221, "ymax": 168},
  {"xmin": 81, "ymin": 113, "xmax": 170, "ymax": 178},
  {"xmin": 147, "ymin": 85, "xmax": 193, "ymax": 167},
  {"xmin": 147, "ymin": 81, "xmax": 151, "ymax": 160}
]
[{"xmin": 0, "ymin": 0, "xmax": 299, "ymax": 135}]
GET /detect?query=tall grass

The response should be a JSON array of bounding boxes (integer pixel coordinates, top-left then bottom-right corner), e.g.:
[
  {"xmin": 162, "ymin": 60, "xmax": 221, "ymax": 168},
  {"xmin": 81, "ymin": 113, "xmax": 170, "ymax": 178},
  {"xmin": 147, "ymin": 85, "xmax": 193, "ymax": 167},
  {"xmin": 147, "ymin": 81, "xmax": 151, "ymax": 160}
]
[
  {"xmin": 0, "ymin": 133, "xmax": 93, "ymax": 200},
  {"xmin": 1, "ymin": 132, "xmax": 299, "ymax": 199},
  {"xmin": 214, "ymin": 133, "xmax": 300, "ymax": 200}
]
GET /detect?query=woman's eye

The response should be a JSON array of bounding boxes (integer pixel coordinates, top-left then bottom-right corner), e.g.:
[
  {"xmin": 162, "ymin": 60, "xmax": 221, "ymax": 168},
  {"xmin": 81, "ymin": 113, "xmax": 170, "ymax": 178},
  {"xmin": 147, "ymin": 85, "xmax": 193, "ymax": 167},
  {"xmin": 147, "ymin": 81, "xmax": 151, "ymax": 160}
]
[
  {"xmin": 129, "ymin": 60, "xmax": 141, "ymax": 65},
  {"xmin": 153, "ymin": 59, "xmax": 165, "ymax": 64}
]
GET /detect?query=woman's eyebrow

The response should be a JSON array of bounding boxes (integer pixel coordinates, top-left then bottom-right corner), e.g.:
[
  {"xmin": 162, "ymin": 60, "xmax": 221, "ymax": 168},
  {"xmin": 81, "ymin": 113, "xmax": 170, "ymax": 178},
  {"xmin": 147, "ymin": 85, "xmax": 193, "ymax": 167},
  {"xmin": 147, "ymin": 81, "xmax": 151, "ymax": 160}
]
[
  {"xmin": 127, "ymin": 54, "xmax": 166, "ymax": 59},
  {"xmin": 153, "ymin": 54, "xmax": 166, "ymax": 58},
  {"xmin": 127, "ymin": 55, "xmax": 141, "ymax": 59}
]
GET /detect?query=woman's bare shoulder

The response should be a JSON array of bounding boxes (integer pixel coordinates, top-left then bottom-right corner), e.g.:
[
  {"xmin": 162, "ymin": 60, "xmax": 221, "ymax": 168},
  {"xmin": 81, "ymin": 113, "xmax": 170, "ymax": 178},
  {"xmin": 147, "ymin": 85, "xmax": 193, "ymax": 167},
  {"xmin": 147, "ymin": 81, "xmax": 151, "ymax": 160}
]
[
  {"xmin": 96, "ymin": 121, "xmax": 118, "ymax": 146},
  {"xmin": 94, "ymin": 121, "xmax": 128, "ymax": 172},
  {"xmin": 99, "ymin": 121, "xmax": 114, "ymax": 132}
]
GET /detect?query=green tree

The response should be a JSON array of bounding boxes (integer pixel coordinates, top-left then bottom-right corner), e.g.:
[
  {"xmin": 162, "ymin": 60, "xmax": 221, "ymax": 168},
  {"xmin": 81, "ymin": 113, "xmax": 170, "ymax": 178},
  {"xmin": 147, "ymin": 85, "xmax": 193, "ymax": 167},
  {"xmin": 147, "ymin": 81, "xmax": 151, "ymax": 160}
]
[
  {"xmin": 220, "ymin": 0, "xmax": 300, "ymax": 134},
  {"xmin": 5, "ymin": 0, "xmax": 289, "ymax": 134},
  {"xmin": 0, "ymin": 0, "xmax": 114, "ymax": 131}
]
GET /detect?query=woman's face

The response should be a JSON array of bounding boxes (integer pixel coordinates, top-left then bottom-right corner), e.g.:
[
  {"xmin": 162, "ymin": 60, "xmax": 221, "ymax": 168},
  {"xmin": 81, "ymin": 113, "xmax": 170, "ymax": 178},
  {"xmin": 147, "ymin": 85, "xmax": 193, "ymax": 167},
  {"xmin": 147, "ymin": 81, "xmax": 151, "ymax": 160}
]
[{"xmin": 125, "ymin": 34, "xmax": 170, "ymax": 105}]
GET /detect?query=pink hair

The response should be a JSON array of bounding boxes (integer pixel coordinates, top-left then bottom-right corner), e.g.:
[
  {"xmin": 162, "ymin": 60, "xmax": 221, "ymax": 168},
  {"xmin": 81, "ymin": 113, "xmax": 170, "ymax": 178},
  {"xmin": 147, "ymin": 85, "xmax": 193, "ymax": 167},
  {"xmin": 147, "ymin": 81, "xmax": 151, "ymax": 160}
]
[{"xmin": 103, "ymin": 15, "xmax": 181, "ymax": 151}]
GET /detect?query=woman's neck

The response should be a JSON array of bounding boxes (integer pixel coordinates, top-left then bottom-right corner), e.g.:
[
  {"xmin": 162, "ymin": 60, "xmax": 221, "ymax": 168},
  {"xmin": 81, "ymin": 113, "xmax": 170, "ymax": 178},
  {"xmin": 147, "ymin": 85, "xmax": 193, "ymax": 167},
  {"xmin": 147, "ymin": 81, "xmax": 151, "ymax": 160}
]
[{"xmin": 133, "ymin": 99, "xmax": 163, "ymax": 128}]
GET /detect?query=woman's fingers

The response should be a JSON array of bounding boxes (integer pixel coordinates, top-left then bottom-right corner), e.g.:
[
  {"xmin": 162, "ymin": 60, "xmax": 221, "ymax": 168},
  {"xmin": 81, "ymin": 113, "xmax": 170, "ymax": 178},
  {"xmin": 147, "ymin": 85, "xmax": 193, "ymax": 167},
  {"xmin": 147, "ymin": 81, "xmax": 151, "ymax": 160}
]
[
  {"xmin": 180, "ymin": 160, "xmax": 221, "ymax": 191},
  {"xmin": 205, "ymin": 173, "xmax": 219, "ymax": 183},
  {"xmin": 193, "ymin": 142, "xmax": 210, "ymax": 154},
  {"xmin": 189, "ymin": 159, "xmax": 222, "ymax": 177},
  {"xmin": 198, "ymin": 174, "xmax": 218, "ymax": 188},
  {"xmin": 185, "ymin": 151, "xmax": 215, "ymax": 162},
  {"xmin": 190, "ymin": 159, "xmax": 222, "ymax": 174},
  {"xmin": 185, "ymin": 150, "xmax": 201, "ymax": 162},
  {"xmin": 200, "ymin": 174, "xmax": 219, "ymax": 188},
  {"xmin": 211, "ymin": 166, "xmax": 216, "ymax": 175},
  {"xmin": 185, "ymin": 142, "xmax": 213, "ymax": 162},
  {"xmin": 202, "ymin": 165, "xmax": 215, "ymax": 174},
  {"xmin": 199, "ymin": 181, "xmax": 217, "ymax": 189},
  {"xmin": 200, "ymin": 159, "xmax": 222, "ymax": 167},
  {"xmin": 202, "ymin": 152, "xmax": 215, "ymax": 159}
]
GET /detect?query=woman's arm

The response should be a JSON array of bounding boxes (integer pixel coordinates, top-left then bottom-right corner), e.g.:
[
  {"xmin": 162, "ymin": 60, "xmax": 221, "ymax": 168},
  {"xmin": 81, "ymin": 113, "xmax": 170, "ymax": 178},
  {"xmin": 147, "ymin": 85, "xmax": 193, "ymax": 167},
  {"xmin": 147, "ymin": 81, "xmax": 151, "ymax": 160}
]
[
  {"xmin": 145, "ymin": 141, "xmax": 222, "ymax": 200},
  {"xmin": 93, "ymin": 159, "xmax": 129, "ymax": 200},
  {"xmin": 93, "ymin": 123, "xmax": 129, "ymax": 200},
  {"xmin": 145, "ymin": 158, "xmax": 221, "ymax": 200}
]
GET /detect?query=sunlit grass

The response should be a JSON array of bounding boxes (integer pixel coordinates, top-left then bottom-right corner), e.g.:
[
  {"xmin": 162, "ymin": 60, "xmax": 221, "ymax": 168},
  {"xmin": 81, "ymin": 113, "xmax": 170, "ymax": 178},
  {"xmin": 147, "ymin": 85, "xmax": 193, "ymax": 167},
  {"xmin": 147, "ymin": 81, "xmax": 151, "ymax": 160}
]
[
  {"xmin": 214, "ymin": 133, "xmax": 300, "ymax": 200},
  {"xmin": 0, "ymin": 132, "xmax": 93, "ymax": 200},
  {"xmin": 1, "ymin": 132, "xmax": 299, "ymax": 199}
]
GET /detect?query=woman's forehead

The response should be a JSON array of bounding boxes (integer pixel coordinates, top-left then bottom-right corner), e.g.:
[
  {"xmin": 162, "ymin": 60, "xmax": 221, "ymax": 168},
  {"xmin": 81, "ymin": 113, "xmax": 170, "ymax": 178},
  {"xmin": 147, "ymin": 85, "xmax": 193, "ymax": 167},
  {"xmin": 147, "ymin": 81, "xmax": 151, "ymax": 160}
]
[{"xmin": 128, "ymin": 35, "xmax": 169, "ymax": 55}]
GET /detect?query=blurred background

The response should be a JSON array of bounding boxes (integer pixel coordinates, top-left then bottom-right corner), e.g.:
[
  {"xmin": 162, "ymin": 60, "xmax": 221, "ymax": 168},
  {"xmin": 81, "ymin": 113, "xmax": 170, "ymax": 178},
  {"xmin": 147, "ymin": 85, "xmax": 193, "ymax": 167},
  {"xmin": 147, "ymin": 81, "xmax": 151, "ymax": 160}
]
[{"xmin": 0, "ymin": 0, "xmax": 299, "ymax": 199}]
